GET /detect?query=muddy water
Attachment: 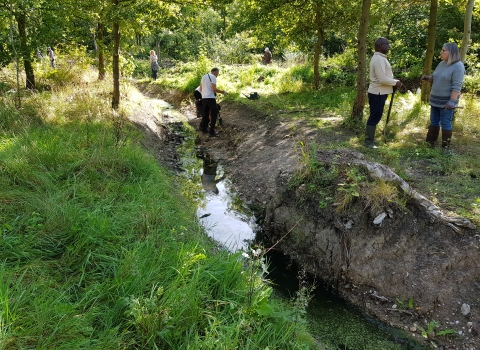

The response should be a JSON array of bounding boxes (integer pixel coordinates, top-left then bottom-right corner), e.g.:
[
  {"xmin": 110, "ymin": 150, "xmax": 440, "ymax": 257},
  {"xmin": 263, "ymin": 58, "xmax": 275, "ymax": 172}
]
[{"xmin": 174, "ymin": 126, "xmax": 426, "ymax": 350}]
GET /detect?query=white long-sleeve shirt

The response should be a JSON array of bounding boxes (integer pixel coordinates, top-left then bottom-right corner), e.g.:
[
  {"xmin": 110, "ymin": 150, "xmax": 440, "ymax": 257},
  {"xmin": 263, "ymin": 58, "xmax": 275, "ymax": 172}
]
[{"xmin": 368, "ymin": 52, "xmax": 398, "ymax": 95}]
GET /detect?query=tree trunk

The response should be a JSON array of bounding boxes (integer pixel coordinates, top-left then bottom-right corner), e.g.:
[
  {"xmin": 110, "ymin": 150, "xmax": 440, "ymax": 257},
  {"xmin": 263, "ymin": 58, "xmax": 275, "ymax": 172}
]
[
  {"xmin": 313, "ymin": 3, "xmax": 324, "ymax": 90},
  {"xmin": 421, "ymin": 0, "xmax": 438, "ymax": 103},
  {"xmin": 460, "ymin": 0, "xmax": 475, "ymax": 62},
  {"xmin": 156, "ymin": 34, "xmax": 160, "ymax": 62},
  {"xmin": 112, "ymin": 18, "xmax": 120, "ymax": 109},
  {"xmin": 351, "ymin": 0, "xmax": 372, "ymax": 120},
  {"xmin": 97, "ymin": 21, "xmax": 105, "ymax": 80},
  {"xmin": 15, "ymin": 11, "xmax": 35, "ymax": 90}
]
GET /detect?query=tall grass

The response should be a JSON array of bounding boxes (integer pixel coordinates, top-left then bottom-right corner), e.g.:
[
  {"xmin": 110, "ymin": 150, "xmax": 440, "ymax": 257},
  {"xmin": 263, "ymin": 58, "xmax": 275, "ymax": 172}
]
[{"xmin": 0, "ymin": 63, "xmax": 315, "ymax": 348}]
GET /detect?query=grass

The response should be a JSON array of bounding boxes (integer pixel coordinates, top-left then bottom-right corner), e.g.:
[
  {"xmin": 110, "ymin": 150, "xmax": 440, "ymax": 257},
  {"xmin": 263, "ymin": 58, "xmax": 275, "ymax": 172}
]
[
  {"xmin": 0, "ymin": 62, "xmax": 316, "ymax": 349},
  {"xmin": 149, "ymin": 61, "xmax": 480, "ymax": 226}
]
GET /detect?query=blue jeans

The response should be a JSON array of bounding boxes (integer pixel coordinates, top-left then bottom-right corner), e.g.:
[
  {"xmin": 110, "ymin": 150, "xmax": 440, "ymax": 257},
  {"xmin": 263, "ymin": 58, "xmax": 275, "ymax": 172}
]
[{"xmin": 430, "ymin": 106, "xmax": 454, "ymax": 130}]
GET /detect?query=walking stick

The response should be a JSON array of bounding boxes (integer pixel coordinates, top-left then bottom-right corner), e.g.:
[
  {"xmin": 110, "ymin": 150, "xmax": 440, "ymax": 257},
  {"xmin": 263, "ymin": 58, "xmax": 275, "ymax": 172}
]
[{"xmin": 383, "ymin": 86, "xmax": 397, "ymax": 144}]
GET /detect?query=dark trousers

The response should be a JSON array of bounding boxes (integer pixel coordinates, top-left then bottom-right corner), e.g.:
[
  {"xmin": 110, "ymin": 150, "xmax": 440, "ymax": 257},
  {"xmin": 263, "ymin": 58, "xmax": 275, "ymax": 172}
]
[
  {"xmin": 194, "ymin": 90, "xmax": 203, "ymax": 117},
  {"xmin": 367, "ymin": 93, "xmax": 388, "ymax": 126},
  {"xmin": 151, "ymin": 69, "xmax": 157, "ymax": 80},
  {"xmin": 201, "ymin": 98, "xmax": 218, "ymax": 135}
]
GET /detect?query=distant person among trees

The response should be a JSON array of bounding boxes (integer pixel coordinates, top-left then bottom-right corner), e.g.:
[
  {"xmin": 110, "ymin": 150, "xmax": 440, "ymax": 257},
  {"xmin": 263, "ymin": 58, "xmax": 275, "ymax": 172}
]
[
  {"xmin": 421, "ymin": 42, "xmax": 465, "ymax": 151},
  {"xmin": 199, "ymin": 68, "xmax": 227, "ymax": 137},
  {"xmin": 149, "ymin": 50, "xmax": 159, "ymax": 80},
  {"xmin": 47, "ymin": 47, "xmax": 55, "ymax": 68},
  {"xmin": 262, "ymin": 47, "xmax": 272, "ymax": 65},
  {"xmin": 364, "ymin": 37, "xmax": 402, "ymax": 149},
  {"xmin": 37, "ymin": 49, "xmax": 44, "ymax": 60}
]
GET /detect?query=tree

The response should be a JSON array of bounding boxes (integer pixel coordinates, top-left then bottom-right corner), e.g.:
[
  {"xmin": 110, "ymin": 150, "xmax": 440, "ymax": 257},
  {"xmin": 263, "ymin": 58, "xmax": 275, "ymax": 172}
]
[
  {"xmin": 351, "ymin": 0, "xmax": 372, "ymax": 120},
  {"xmin": 460, "ymin": 0, "xmax": 475, "ymax": 62},
  {"xmin": 0, "ymin": 1, "xmax": 40, "ymax": 90},
  {"xmin": 111, "ymin": 0, "xmax": 120, "ymax": 109},
  {"xmin": 421, "ymin": 0, "xmax": 438, "ymax": 103},
  {"xmin": 97, "ymin": 20, "xmax": 106, "ymax": 80},
  {"xmin": 14, "ymin": 9, "xmax": 35, "ymax": 90},
  {"xmin": 274, "ymin": 0, "xmax": 359, "ymax": 89}
]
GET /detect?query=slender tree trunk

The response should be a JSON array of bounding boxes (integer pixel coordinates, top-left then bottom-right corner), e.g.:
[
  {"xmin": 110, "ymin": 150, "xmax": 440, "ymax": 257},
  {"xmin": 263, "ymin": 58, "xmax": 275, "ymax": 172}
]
[
  {"xmin": 313, "ymin": 3, "xmax": 324, "ymax": 90},
  {"xmin": 9, "ymin": 17, "xmax": 21, "ymax": 108},
  {"xmin": 385, "ymin": 15, "xmax": 396, "ymax": 37},
  {"xmin": 112, "ymin": 3, "xmax": 120, "ymax": 109},
  {"xmin": 15, "ymin": 11, "xmax": 35, "ymax": 90},
  {"xmin": 97, "ymin": 21, "xmax": 105, "ymax": 80},
  {"xmin": 421, "ymin": 0, "xmax": 438, "ymax": 103},
  {"xmin": 460, "ymin": 0, "xmax": 475, "ymax": 62},
  {"xmin": 351, "ymin": 0, "xmax": 372, "ymax": 120},
  {"xmin": 156, "ymin": 34, "xmax": 160, "ymax": 62}
]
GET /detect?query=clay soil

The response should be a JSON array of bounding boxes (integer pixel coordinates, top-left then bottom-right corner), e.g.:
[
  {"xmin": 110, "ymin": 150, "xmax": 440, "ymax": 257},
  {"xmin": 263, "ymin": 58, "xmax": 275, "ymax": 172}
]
[{"xmin": 130, "ymin": 90, "xmax": 480, "ymax": 350}]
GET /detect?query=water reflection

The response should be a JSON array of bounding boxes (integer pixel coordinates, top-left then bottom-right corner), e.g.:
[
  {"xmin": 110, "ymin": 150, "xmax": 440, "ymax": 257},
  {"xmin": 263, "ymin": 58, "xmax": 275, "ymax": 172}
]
[
  {"xmin": 196, "ymin": 150, "xmax": 257, "ymax": 252},
  {"xmin": 200, "ymin": 152, "xmax": 224, "ymax": 195}
]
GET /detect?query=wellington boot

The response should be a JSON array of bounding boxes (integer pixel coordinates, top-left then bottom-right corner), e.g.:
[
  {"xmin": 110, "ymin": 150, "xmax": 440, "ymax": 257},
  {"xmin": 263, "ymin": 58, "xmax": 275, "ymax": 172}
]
[
  {"xmin": 364, "ymin": 125, "xmax": 378, "ymax": 149},
  {"xmin": 441, "ymin": 130, "xmax": 453, "ymax": 151},
  {"xmin": 425, "ymin": 125, "xmax": 440, "ymax": 148}
]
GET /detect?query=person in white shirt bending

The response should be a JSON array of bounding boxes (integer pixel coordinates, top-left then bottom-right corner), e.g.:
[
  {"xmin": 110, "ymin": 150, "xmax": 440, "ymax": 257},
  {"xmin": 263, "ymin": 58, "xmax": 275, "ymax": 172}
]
[{"xmin": 199, "ymin": 68, "xmax": 227, "ymax": 137}]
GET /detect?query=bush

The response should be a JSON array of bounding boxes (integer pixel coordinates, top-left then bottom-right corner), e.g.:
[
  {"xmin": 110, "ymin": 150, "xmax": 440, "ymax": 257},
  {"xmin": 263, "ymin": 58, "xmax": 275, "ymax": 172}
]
[
  {"xmin": 289, "ymin": 64, "xmax": 314, "ymax": 84},
  {"xmin": 463, "ymin": 72, "xmax": 480, "ymax": 95},
  {"xmin": 206, "ymin": 33, "xmax": 257, "ymax": 64}
]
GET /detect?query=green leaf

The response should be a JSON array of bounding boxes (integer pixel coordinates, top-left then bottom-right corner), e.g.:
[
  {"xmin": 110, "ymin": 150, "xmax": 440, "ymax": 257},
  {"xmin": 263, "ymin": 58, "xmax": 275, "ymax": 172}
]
[{"xmin": 256, "ymin": 300, "xmax": 273, "ymax": 316}]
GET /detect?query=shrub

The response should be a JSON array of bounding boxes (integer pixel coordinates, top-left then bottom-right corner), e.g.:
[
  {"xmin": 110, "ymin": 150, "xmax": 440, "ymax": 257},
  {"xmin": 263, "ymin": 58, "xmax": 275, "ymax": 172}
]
[
  {"xmin": 206, "ymin": 33, "xmax": 256, "ymax": 64},
  {"xmin": 463, "ymin": 72, "xmax": 480, "ymax": 95},
  {"xmin": 289, "ymin": 64, "xmax": 314, "ymax": 84}
]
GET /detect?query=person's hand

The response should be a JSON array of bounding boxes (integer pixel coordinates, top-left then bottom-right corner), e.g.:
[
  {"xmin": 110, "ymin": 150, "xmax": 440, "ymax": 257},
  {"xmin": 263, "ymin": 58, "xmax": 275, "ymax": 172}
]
[
  {"xmin": 395, "ymin": 81, "xmax": 402, "ymax": 88},
  {"xmin": 445, "ymin": 100, "xmax": 455, "ymax": 110},
  {"xmin": 420, "ymin": 75, "xmax": 432, "ymax": 83}
]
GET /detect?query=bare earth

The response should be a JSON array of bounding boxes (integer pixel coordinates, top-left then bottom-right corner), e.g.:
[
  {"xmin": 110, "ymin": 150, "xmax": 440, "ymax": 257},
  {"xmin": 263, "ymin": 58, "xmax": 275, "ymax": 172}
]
[{"xmin": 130, "ymin": 88, "xmax": 480, "ymax": 350}]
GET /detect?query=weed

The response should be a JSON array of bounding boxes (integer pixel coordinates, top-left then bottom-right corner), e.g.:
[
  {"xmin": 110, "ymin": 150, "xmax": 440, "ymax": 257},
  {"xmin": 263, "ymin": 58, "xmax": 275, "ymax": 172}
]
[
  {"xmin": 292, "ymin": 268, "xmax": 316, "ymax": 325},
  {"xmin": 334, "ymin": 167, "xmax": 366, "ymax": 213},
  {"xmin": 395, "ymin": 297, "xmax": 415, "ymax": 310},
  {"xmin": 362, "ymin": 179, "xmax": 406, "ymax": 216},
  {"xmin": 289, "ymin": 141, "xmax": 337, "ymax": 208},
  {"xmin": 417, "ymin": 319, "xmax": 457, "ymax": 340}
]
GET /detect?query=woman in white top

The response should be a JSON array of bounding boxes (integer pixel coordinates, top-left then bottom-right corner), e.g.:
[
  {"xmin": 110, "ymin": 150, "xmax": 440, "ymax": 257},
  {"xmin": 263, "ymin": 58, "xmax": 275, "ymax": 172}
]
[{"xmin": 149, "ymin": 50, "xmax": 159, "ymax": 80}]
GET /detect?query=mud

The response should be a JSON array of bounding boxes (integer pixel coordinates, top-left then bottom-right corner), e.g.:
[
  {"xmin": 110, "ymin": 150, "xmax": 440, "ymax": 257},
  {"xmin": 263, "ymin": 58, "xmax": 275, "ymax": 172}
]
[{"xmin": 130, "ymin": 90, "xmax": 480, "ymax": 350}]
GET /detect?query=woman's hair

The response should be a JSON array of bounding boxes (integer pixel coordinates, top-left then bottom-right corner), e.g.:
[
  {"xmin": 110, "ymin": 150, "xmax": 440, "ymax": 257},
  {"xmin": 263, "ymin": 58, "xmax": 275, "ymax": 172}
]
[
  {"xmin": 150, "ymin": 50, "xmax": 155, "ymax": 55},
  {"xmin": 444, "ymin": 43, "xmax": 461, "ymax": 65}
]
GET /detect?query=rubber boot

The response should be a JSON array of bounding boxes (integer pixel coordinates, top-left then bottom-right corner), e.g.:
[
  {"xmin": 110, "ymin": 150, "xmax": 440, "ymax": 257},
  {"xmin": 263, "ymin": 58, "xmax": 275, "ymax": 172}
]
[
  {"xmin": 442, "ymin": 130, "xmax": 452, "ymax": 151},
  {"xmin": 425, "ymin": 125, "xmax": 440, "ymax": 148},
  {"xmin": 364, "ymin": 125, "xmax": 378, "ymax": 149}
]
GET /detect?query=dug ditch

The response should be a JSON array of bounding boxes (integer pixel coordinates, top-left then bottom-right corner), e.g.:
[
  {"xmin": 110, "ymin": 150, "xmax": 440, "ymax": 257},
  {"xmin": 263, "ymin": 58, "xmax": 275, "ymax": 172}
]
[{"xmin": 130, "ymin": 91, "xmax": 479, "ymax": 350}]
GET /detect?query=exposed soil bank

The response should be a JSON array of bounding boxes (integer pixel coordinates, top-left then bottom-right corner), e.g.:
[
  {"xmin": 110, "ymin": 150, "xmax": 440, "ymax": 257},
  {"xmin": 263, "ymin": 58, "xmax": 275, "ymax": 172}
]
[{"xmin": 131, "ymin": 89, "xmax": 479, "ymax": 349}]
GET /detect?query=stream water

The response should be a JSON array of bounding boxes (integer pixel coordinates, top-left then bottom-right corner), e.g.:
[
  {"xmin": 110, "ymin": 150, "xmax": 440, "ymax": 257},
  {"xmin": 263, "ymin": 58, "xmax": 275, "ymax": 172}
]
[{"xmin": 174, "ymin": 125, "xmax": 427, "ymax": 350}]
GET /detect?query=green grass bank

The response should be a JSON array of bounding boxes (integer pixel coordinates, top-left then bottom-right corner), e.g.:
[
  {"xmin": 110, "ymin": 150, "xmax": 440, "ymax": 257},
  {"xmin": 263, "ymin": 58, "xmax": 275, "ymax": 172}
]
[{"xmin": 0, "ymin": 62, "xmax": 316, "ymax": 349}]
